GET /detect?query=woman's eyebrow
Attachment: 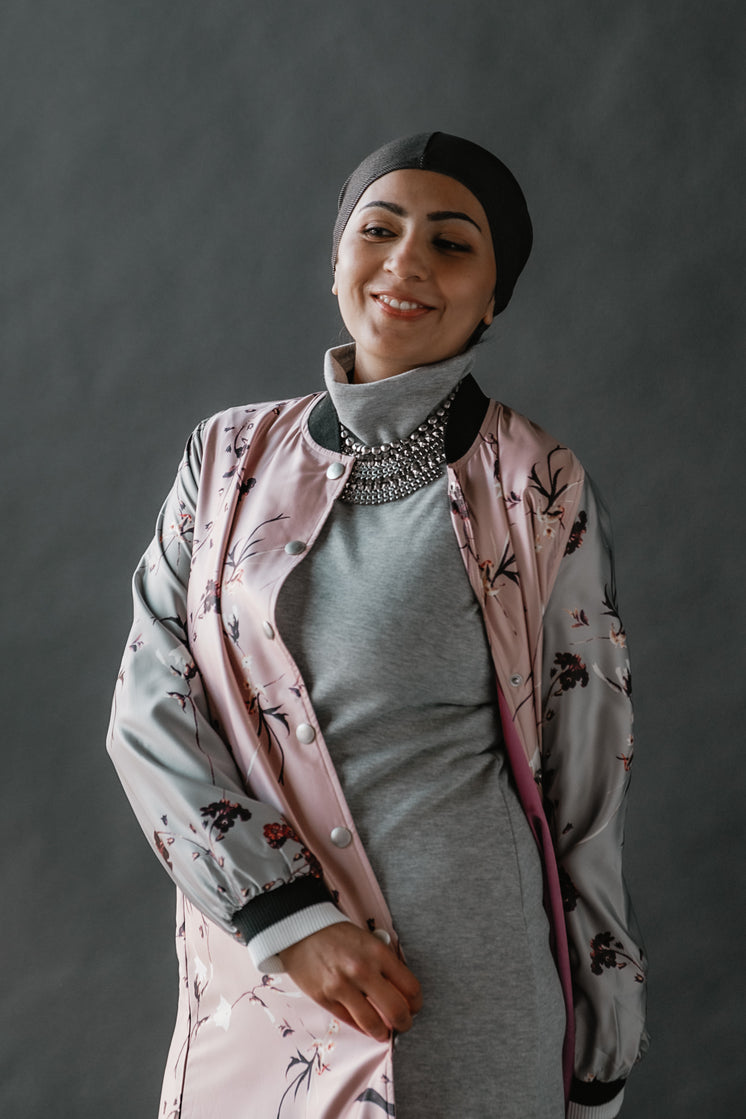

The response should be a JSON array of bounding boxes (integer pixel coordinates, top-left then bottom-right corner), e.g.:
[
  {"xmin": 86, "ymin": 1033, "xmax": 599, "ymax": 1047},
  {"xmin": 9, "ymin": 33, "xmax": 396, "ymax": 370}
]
[
  {"xmin": 427, "ymin": 210, "xmax": 482, "ymax": 232},
  {"xmin": 360, "ymin": 200, "xmax": 406, "ymax": 216},
  {"xmin": 360, "ymin": 200, "xmax": 482, "ymax": 232}
]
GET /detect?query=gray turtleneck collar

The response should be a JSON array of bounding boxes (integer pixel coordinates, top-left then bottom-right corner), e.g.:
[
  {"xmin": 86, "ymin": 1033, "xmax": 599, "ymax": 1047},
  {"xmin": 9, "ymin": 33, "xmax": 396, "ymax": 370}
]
[{"xmin": 323, "ymin": 344, "xmax": 475, "ymax": 446}]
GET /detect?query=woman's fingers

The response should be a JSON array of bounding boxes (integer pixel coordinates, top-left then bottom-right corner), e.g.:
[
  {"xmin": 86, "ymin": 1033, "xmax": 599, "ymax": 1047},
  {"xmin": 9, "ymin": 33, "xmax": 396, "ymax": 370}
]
[
  {"xmin": 364, "ymin": 985, "xmax": 416, "ymax": 1034},
  {"xmin": 381, "ymin": 953, "xmax": 423, "ymax": 1015},
  {"xmin": 327, "ymin": 975, "xmax": 414, "ymax": 1040},
  {"xmin": 340, "ymin": 988, "xmax": 395, "ymax": 1042},
  {"xmin": 278, "ymin": 923, "xmax": 422, "ymax": 1040}
]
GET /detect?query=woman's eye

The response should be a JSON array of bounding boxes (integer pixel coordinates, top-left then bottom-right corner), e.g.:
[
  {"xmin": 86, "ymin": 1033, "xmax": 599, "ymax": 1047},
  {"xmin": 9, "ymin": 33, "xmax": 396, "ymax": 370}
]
[
  {"xmin": 362, "ymin": 225, "xmax": 395, "ymax": 239},
  {"xmin": 435, "ymin": 237, "xmax": 470, "ymax": 253}
]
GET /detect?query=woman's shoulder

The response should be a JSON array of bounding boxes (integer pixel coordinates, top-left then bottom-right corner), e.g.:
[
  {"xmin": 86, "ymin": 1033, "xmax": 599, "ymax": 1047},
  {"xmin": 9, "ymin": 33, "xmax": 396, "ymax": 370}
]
[
  {"xmin": 177, "ymin": 391, "xmax": 321, "ymax": 481},
  {"xmin": 193, "ymin": 390, "xmax": 319, "ymax": 447},
  {"xmin": 483, "ymin": 395, "xmax": 585, "ymax": 487},
  {"xmin": 202, "ymin": 390, "xmax": 320, "ymax": 436}
]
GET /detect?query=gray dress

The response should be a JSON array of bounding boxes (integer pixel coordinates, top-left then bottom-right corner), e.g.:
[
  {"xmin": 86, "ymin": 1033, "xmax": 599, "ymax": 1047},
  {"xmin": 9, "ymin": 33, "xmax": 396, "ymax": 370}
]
[{"xmin": 276, "ymin": 351, "xmax": 566, "ymax": 1118}]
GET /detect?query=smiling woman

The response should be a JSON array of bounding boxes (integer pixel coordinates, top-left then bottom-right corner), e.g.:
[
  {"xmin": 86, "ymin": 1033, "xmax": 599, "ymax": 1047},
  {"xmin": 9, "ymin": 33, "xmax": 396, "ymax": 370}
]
[{"xmin": 108, "ymin": 132, "xmax": 647, "ymax": 1118}]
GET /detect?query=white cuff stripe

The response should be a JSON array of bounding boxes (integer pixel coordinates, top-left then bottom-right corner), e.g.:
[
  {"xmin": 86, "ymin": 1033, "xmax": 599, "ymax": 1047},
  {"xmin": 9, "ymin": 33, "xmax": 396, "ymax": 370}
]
[
  {"xmin": 567, "ymin": 1086, "xmax": 625, "ymax": 1119},
  {"xmin": 247, "ymin": 903, "xmax": 351, "ymax": 973}
]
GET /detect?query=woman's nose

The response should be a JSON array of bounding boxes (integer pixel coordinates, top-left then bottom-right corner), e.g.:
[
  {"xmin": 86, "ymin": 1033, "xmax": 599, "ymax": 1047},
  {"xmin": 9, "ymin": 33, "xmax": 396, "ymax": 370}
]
[{"xmin": 384, "ymin": 234, "xmax": 429, "ymax": 280}]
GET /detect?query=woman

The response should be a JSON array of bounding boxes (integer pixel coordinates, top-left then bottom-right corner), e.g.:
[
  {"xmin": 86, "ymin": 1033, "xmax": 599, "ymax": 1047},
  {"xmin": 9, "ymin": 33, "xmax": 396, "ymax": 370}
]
[{"xmin": 108, "ymin": 132, "xmax": 647, "ymax": 1118}]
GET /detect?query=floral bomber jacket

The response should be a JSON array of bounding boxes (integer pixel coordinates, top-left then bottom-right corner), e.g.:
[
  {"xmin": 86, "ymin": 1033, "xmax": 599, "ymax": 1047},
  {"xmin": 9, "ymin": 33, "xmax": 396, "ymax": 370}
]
[{"xmin": 108, "ymin": 362, "xmax": 648, "ymax": 1119}]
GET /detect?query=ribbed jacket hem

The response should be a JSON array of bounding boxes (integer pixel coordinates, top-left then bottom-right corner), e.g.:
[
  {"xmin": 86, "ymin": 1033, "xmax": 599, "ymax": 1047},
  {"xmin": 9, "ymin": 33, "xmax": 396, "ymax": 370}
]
[{"xmin": 567, "ymin": 1085, "xmax": 625, "ymax": 1119}]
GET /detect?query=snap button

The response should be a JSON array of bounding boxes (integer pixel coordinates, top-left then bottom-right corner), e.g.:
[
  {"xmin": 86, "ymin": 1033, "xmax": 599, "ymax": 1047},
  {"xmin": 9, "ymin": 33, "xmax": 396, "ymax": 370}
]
[
  {"xmin": 296, "ymin": 723, "xmax": 316, "ymax": 744},
  {"xmin": 330, "ymin": 826, "xmax": 352, "ymax": 848},
  {"xmin": 285, "ymin": 540, "xmax": 306, "ymax": 555},
  {"xmin": 372, "ymin": 928, "xmax": 391, "ymax": 946},
  {"xmin": 262, "ymin": 621, "xmax": 275, "ymax": 639},
  {"xmin": 326, "ymin": 461, "xmax": 345, "ymax": 480},
  {"xmin": 509, "ymin": 673, "xmax": 523, "ymax": 687}
]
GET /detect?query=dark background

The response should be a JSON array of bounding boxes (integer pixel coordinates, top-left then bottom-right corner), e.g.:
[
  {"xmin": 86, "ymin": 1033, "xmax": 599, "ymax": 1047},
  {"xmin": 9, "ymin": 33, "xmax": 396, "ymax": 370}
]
[{"xmin": 2, "ymin": 2, "xmax": 744, "ymax": 1115}]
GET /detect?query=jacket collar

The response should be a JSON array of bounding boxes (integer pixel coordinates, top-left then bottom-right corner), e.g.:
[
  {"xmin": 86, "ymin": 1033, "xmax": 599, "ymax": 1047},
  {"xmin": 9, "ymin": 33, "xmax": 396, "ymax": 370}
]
[{"xmin": 307, "ymin": 369, "xmax": 490, "ymax": 463}]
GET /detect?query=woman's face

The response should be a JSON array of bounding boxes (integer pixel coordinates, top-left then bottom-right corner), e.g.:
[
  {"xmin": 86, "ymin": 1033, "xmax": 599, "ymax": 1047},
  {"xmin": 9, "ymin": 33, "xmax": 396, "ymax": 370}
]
[{"xmin": 333, "ymin": 169, "xmax": 497, "ymax": 383}]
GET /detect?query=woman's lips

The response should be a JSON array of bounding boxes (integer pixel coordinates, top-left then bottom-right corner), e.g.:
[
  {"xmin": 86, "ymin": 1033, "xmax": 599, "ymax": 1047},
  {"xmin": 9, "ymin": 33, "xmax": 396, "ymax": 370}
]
[{"xmin": 373, "ymin": 292, "xmax": 432, "ymax": 319}]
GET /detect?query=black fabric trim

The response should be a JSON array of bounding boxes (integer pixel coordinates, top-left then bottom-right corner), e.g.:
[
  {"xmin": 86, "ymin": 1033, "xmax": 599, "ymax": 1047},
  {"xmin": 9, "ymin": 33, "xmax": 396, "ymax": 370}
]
[
  {"xmin": 307, "ymin": 393, "xmax": 342, "ymax": 451},
  {"xmin": 569, "ymin": 1077, "xmax": 626, "ymax": 1106},
  {"xmin": 306, "ymin": 373, "xmax": 489, "ymax": 463},
  {"xmin": 232, "ymin": 876, "xmax": 334, "ymax": 942},
  {"xmin": 444, "ymin": 373, "xmax": 490, "ymax": 462}
]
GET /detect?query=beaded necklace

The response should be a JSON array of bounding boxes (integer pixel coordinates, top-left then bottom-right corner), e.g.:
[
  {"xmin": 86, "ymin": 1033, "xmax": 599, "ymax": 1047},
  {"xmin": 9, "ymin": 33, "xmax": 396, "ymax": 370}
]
[{"xmin": 338, "ymin": 384, "xmax": 459, "ymax": 505}]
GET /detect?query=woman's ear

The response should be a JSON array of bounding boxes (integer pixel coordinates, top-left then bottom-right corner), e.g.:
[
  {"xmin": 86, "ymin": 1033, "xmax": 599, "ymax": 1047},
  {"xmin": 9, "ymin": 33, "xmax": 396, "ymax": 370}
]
[
  {"xmin": 332, "ymin": 267, "xmax": 338, "ymax": 296},
  {"xmin": 482, "ymin": 293, "xmax": 495, "ymax": 327}
]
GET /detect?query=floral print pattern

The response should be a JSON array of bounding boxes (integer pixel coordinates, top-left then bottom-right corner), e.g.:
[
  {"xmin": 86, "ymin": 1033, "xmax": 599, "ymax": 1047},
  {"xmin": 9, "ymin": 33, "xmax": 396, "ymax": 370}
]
[
  {"xmin": 548, "ymin": 651, "xmax": 590, "ymax": 696},
  {"xmin": 201, "ymin": 798, "xmax": 252, "ymax": 839},
  {"xmin": 590, "ymin": 932, "xmax": 645, "ymax": 984},
  {"xmin": 264, "ymin": 821, "xmax": 323, "ymax": 880},
  {"xmin": 276, "ymin": 1022, "xmax": 339, "ymax": 1118},
  {"xmin": 528, "ymin": 445, "xmax": 573, "ymax": 551},
  {"xmin": 564, "ymin": 510, "xmax": 587, "ymax": 555}
]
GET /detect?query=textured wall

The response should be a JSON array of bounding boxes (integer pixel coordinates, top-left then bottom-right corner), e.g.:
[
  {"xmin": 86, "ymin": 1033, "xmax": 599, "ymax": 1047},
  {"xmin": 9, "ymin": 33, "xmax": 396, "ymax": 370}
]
[{"xmin": 2, "ymin": 1, "xmax": 744, "ymax": 1114}]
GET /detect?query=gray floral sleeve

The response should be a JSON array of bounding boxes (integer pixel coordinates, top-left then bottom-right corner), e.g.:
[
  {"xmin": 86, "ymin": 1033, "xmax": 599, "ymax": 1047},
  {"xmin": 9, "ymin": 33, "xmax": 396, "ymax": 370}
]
[
  {"xmin": 107, "ymin": 426, "xmax": 327, "ymax": 940},
  {"xmin": 540, "ymin": 477, "xmax": 648, "ymax": 1090}
]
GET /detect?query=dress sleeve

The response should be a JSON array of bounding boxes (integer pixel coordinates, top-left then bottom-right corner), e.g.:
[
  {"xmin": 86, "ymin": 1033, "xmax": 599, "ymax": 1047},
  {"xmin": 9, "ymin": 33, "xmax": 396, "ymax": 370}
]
[
  {"xmin": 540, "ymin": 477, "xmax": 648, "ymax": 1114},
  {"xmin": 107, "ymin": 425, "xmax": 347, "ymax": 966}
]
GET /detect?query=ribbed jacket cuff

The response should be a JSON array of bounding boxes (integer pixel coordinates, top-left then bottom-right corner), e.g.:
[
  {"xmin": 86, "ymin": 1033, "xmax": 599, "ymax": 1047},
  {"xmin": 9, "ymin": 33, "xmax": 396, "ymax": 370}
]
[
  {"xmin": 232, "ymin": 874, "xmax": 333, "ymax": 942},
  {"xmin": 248, "ymin": 903, "xmax": 351, "ymax": 973},
  {"xmin": 568, "ymin": 1082, "xmax": 625, "ymax": 1119},
  {"xmin": 231, "ymin": 876, "xmax": 350, "ymax": 974}
]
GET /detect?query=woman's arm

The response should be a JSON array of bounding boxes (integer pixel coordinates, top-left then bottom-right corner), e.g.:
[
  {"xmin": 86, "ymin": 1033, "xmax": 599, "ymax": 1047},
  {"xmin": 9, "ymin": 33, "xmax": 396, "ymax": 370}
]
[
  {"xmin": 540, "ymin": 477, "xmax": 648, "ymax": 1117},
  {"xmin": 108, "ymin": 425, "xmax": 422, "ymax": 1036},
  {"xmin": 107, "ymin": 425, "xmax": 347, "ymax": 967}
]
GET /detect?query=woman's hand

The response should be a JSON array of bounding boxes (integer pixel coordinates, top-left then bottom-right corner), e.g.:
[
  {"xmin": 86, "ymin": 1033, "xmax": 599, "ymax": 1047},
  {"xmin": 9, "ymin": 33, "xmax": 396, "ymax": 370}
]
[{"xmin": 278, "ymin": 923, "xmax": 422, "ymax": 1043}]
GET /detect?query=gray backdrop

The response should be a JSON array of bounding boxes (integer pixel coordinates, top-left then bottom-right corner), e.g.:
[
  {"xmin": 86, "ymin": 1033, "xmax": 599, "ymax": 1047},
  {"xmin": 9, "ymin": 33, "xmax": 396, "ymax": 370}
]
[{"xmin": 2, "ymin": 1, "xmax": 744, "ymax": 1115}]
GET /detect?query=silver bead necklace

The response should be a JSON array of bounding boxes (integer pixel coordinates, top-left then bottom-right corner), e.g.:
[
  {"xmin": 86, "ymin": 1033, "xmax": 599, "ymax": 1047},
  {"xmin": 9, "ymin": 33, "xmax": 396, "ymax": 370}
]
[{"xmin": 338, "ymin": 384, "xmax": 459, "ymax": 505}]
